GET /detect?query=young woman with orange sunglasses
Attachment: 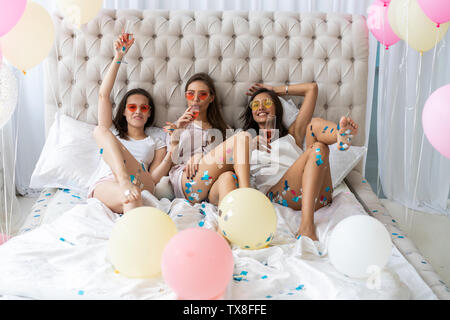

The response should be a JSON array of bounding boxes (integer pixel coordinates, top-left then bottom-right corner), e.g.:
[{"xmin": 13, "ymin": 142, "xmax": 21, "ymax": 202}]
[
  {"xmin": 164, "ymin": 73, "xmax": 253, "ymax": 206},
  {"xmin": 87, "ymin": 33, "xmax": 173, "ymax": 214}
]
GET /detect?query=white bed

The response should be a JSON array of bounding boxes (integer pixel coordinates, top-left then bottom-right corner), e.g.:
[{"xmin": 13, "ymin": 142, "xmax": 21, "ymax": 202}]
[{"xmin": 1, "ymin": 9, "xmax": 449, "ymax": 300}]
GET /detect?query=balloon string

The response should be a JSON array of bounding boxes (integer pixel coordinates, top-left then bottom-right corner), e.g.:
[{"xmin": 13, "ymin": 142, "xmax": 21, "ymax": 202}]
[
  {"xmin": 403, "ymin": 3, "xmax": 410, "ymax": 229},
  {"xmin": 8, "ymin": 75, "xmax": 21, "ymax": 237},
  {"xmin": 1, "ymin": 130, "xmax": 7, "ymax": 238}
]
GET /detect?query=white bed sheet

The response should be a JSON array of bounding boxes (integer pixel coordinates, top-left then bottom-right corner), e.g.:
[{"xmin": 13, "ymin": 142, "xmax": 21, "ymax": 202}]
[{"xmin": 0, "ymin": 183, "xmax": 437, "ymax": 300}]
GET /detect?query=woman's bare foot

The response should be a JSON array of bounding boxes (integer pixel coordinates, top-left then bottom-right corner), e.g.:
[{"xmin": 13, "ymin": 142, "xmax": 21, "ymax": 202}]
[
  {"xmin": 118, "ymin": 177, "xmax": 142, "ymax": 205},
  {"xmin": 296, "ymin": 223, "xmax": 318, "ymax": 241},
  {"xmin": 336, "ymin": 116, "xmax": 358, "ymax": 151}
]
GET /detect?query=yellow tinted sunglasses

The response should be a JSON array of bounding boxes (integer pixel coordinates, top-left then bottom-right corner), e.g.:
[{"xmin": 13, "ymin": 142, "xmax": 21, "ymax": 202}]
[{"xmin": 249, "ymin": 98, "xmax": 274, "ymax": 111}]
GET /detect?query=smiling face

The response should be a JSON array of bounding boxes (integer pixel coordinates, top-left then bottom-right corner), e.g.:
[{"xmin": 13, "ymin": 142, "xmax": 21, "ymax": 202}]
[
  {"xmin": 250, "ymin": 92, "xmax": 276, "ymax": 127},
  {"xmin": 185, "ymin": 80, "xmax": 215, "ymax": 116},
  {"xmin": 122, "ymin": 94, "xmax": 151, "ymax": 129}
]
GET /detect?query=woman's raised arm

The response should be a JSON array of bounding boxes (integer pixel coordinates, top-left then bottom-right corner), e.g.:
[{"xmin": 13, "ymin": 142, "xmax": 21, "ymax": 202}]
[{"xmin": 97, "ymin": 32, "xmax": 135, "ymax": 128}]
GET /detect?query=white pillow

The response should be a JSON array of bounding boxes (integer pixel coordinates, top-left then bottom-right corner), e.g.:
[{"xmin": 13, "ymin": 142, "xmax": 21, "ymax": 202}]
[
  {"xmin": 29, "ymin": 113, "xmax": 100, "ymax": 193},
  {"xmin": 279, "ymin": 96, "xmax": 299, "ymax": 128},
  {"xmin": 329, "ymin": 144, "xmax": 367, "ymax": 188},
  {"xmin": 30, "ymin": 113, "xmax": 173, "ymax": 197}
]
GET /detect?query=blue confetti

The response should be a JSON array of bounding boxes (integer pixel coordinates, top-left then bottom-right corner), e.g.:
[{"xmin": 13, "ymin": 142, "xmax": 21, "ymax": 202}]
[
  {"xmin": 198, "ymin": 221, "xmax": 204, "ymax": 227},
  {"xmin": 266, "ymin": 295, "xmax": 272, "ymax": 299},
  {"xmin": 240, "ymin": 271, "xmax": 248, "ymax": 276},
  {"xmin": 33, "ymin": 214, "xmax": 40, "ymax": 218},
  {"xmin": 141, "ymin": 162, "xmax": 146, "ymax": 172},
  {"xmin": 266, "ymin": 234, "xmax": 272, "ymax": 242},
  {"xmin": 99, "ymin": 148, "xmax": 103, "ymax": 154},
  {"xmin": 292, "ymin": 196, "xmax": 300, "ymax": 202},
  {"xmin": 261, "ymin": 275, "xmax": 268, "ymax": 279},
  {"xmin": 188, "ymin": 196, "xmax": 194, "ymax": 201},
  {"xmin": 222, "ymin": 230, "xmax": 227, "ymax": 236},
  {"xmin": 78, "ymin": 290, "xmax": 84, "ymax": 295},
  {"xmin": 316, "ymin": 158, "xmax": 324, "ymax": 166},
  {"xmin": 325, "ymin": 187, "xmax": 330, "ymax": 192},
  {"xmin": 71, "ymin": 195, "xmax": 81, "ymax": 199},
  {"xmin": 330, "ymin": 128, "xmax": 334, "ymax": 133},
  {"xmin": 197, "ymin": 189, "xmax": 203, "ymax": 193},
  {"xmin": 322, "ymin": 126, "xmax": 328, "ymax": 133},
  {"xmin": 297, "ymin": 234, "xmax": 302, "ymax": 240},
  {"xmin": 295, "ymin": 285, "xmax": 304, "ymax": 291},
  {"xmin": 130, "ymin": 175, "xmax": 135, "ymax": 183},
  {"xmin": 45, "ymin": 193, "xmax": 51, "ymax": 196}
]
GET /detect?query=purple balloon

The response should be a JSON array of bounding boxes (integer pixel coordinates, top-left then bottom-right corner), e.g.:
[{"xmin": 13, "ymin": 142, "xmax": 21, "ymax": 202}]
[{"xmin": 0, "ymin": 0, "xmax": 27, "ymax": 37}]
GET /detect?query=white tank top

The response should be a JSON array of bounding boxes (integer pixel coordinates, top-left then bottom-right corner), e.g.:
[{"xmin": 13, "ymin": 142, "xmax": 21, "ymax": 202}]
[{"xmin": 250, "ymin": 134, "xmax": 303, "ymax": 195}]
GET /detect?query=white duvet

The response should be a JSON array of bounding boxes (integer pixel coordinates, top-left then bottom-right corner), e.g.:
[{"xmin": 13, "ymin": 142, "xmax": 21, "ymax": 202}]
[{"xmin": 0, "ymin": 190, "xmax": 434, "ymax": 300}]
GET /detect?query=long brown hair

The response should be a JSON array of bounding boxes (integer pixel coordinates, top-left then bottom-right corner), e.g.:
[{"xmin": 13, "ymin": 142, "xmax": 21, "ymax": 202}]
[
  {"xmin": 184, "ymin": 73, "xmax": 228, "ymax": 138},
  {"xmin": 112, "ymin": 88, "xmax": 156, "ymax": 140},
  {"xmin": 240, "ymin": 88, "xmax": 289, "ymax": 138}
]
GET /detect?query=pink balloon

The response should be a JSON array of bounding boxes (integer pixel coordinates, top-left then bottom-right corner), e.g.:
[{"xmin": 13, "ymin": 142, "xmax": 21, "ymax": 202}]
[
  {"xmin": 367, "ymin": 0, "xmax": 400, "ymax": 49},
  {"xmin": 417, "ymin": 0, "xmax": 450, "ymax": 28},
  {"xmin": 381, "ymin": 0, "xmax": 391, "ymax": 7},
  {"xmin": 161, "ymin": 228, "xmax": 234, "ymax": 300},
  {"xmin": 0, "ymin": 0, "xmax": 27, "ymax": 37},
  {"xmin": 422, "ymin": 84, "xmax": 450, "ymax": 159},
  {"xmin": 0, "ymin": 233, "xmax": 10, "ymax": 245}
]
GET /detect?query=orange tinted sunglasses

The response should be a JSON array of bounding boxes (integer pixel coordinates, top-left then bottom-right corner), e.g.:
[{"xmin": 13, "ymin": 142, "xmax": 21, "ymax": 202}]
[
  {"xmin": 185, "ymin": 91, "xmax": 209, "ymax": 101},
  {"xmin": 127, "ymin": 104, "xmax": 150, "ymax": 113},
  {"xmin": 126, "ymin": 104, "xmax": 151, "ymax": 113}
]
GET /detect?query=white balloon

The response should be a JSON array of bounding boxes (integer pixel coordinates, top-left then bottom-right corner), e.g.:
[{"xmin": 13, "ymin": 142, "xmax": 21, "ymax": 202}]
[
  {"xmin": 328, "ymin": 215, "xmax": 392, "ymax": 278},
  {"xmin": 0, "ymin": 63, "xmax": 18, "ymax": 129}
]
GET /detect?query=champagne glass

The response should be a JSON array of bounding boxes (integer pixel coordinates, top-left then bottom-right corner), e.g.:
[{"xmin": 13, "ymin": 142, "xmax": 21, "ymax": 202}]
[
  {"xmin": 120, "ymin": 20, "xmax": 132, "ymax": 64},
  {"xmin": 259, "ymin": 114, "xmax": 276, "ymax": 156},
  {"xmin": 191, "ymin": 105, "xmax": 200, "ymax": 120},
  {"xmin": 264, "ymin": 114, "xmax": 276, "ymax": 143}
]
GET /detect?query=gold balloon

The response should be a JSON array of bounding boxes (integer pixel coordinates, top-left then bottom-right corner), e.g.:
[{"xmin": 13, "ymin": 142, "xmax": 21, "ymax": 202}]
[
  {"xmin": 108, "ymin": 207, "xmax": 177, "ymax": 278},
  {"xmin": 56, "ymin": 0, "xmax": 103, "ymax": 28},
  {"xmin": 388, "ymin": 0, "xmax": 449, "ymax": 53},
  {"xmin": 0, "ymin": 1, "xmax": 55, "ymax": 72},
  {"xmin": 218, "ymin": 188, "xmax": 277, "ymax": 250}
]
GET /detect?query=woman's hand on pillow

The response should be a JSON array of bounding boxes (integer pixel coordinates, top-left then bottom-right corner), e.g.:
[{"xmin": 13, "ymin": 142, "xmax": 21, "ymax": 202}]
[
  {"xmin": 114, "ymin": 31, "xmax": 135, "ymax": 59},
  {"xmin": 246, "ymin": 83, "xmax": 274, "ymax": 96}
]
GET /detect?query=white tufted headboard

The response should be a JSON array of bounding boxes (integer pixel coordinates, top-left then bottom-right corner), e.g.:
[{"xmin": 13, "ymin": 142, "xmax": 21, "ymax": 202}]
[{"xmin": 44, "ymin": 9, "xmax": 369, "ymax": 171}]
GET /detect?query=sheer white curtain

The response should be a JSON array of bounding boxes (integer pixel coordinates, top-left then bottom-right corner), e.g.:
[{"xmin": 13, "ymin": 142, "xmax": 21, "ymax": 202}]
[
  {"xmin": 13, "ymin": 0, "xmax": 376, "ymax": 197},
  {"xmin": 377, "ymin": 27, "xmax": 450, "ymax": 215}
]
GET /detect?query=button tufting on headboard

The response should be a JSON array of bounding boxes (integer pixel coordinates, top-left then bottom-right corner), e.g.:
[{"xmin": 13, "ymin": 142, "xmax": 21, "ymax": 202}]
[{"xmin": 44, "ymin": 8, "xmax": 369, "ymax": 160}]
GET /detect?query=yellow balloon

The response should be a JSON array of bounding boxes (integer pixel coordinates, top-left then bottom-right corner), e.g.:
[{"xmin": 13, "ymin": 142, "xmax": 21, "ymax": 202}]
[
  {"xmin": 0, "ymin": 1, "xmax": 55, "ymax": 72},
  {"xmin": 56, "ymin": 0, "xmax": 103, "ymax": 28},
  {"xmin": 388, "ymin": 0, "xmax": 449, "ymax": 53},
  {"xmin": 218, "ymin": 188, "xmax": 277, "ymax": 250},
  {"xmin": 108, "ymin": 207, "xmax": 177, "ymax": 278}
]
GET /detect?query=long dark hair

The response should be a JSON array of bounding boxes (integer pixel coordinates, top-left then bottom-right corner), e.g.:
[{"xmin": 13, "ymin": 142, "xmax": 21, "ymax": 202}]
[
  {"xmin": 185, "ymin": 73, "xmax": 228, "ymax": 138},
  {"xmin": 240, "ymin": 88, "xmax": 289, "ymax": 138},
  {"xmin": 113, "ymin": 88, "xmax": 155, "ymax": 140}
]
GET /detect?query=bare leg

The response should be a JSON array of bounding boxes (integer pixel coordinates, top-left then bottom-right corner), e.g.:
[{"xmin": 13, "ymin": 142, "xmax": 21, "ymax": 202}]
[
  {"xmin": 306, "ymin": 116, "xmax": 359, "ymax": 150},
  {"xmin": 181, "ymin": 131, "xmax": 251, "ymax": 204},
  {"xmin": 208, "ymin": 171, "xmax": 239, "ymax": 206},
  {"xmin": 92, "ymin": 126, "xmax": 155, "ymax": 213},
  {"xmin": 267, "ymin": 141, "xmax": 333, "ymax": 241}
]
